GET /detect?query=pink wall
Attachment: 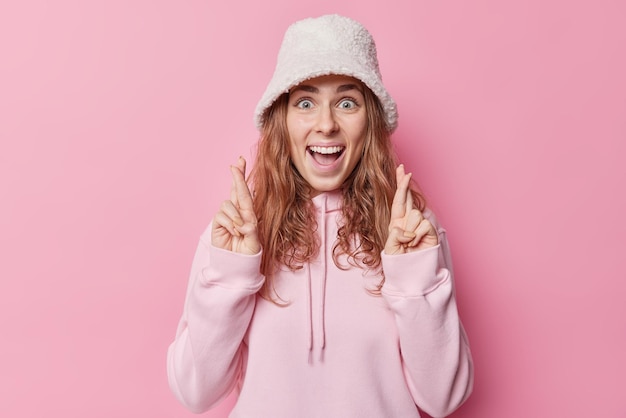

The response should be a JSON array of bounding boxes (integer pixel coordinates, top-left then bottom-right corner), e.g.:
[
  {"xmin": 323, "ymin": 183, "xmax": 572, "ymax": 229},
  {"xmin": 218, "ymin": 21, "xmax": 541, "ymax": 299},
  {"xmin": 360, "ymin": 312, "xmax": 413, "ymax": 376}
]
[{"xmin": 1, "ymin": 1, "xmax": 624, "ymax": 417}]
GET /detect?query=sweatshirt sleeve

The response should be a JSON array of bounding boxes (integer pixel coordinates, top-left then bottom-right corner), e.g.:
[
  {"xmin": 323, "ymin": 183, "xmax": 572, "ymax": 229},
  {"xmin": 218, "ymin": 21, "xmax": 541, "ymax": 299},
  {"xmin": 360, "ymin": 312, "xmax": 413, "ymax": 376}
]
[
  {"xmin": 381, "ymin": 213, "xmax": 473, "ymax": 418},
  {"xmin": 166, "ymin": 224, "xmax": 264, "ymax": 413}
]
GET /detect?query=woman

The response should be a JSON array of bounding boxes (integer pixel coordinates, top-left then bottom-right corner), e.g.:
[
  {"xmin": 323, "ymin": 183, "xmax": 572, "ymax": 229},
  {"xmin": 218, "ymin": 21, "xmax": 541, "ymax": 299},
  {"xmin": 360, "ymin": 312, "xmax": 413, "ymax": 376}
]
[{"xmin": 167, "ymin": 14, "xmax": 473, "ymax": 417}]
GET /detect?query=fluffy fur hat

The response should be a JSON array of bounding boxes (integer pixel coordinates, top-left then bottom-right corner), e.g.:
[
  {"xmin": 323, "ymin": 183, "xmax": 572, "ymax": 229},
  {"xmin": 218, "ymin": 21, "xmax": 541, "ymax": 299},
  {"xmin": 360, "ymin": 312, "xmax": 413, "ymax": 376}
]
[{"xmin": 254, "ymin": 14, "xmax": 398, "ymax": 132}]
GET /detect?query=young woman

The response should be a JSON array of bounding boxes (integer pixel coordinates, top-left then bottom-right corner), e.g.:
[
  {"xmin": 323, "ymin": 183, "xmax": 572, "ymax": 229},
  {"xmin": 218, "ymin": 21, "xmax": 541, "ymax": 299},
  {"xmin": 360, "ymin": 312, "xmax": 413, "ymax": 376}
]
[{"xmin": 167, "ymin": 14, "xmax": 473, "ymax": 417}]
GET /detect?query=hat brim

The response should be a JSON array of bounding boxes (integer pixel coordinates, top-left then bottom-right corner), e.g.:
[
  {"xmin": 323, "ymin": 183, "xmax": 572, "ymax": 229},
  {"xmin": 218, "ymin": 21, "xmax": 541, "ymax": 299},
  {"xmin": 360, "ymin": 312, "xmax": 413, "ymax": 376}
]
[{"xmin": 254, "ymin": 52, "xmax": 397, "ymax": 132}]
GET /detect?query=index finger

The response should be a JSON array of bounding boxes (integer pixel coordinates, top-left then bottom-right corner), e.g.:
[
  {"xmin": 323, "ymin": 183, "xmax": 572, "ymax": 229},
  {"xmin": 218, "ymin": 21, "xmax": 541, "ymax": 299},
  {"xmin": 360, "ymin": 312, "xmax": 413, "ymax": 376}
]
[
  {"xmin": 230, "ymin": 158, "xmax": 256, "ymax": 220},
  {"xmin": 230, "ymin": 156, "xmax": 247, "ymax": 207},
  {"xmin": 390, "ymin": 164, "xmax": 412, "ymax": 220},
  {"xmin": 405, "ymin": 178, "xmax": 414, "ymax": 214}
]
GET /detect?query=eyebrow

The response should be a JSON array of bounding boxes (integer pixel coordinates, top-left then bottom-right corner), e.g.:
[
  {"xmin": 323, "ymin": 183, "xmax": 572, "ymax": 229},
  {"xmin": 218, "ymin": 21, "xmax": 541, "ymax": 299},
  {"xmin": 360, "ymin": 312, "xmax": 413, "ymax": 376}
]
[{"xmin": 291, "ymin": 84, "xmax": 362, "ymax": 94}]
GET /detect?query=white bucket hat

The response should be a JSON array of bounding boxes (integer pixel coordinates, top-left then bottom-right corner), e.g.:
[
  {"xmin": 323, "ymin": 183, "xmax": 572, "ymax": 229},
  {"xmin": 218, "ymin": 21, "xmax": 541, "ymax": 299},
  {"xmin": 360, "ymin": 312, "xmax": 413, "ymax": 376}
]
[{"xmin": 254, "ymin": 14, "xmax": 398, "ymax": 132}]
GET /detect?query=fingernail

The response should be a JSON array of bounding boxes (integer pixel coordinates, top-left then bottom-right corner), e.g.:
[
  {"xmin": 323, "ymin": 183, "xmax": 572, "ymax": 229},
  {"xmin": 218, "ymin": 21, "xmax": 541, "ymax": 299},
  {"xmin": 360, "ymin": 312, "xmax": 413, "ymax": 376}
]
[{"xmin": 403, "ymin": 231, "xmax": 416, "ymax": 238}]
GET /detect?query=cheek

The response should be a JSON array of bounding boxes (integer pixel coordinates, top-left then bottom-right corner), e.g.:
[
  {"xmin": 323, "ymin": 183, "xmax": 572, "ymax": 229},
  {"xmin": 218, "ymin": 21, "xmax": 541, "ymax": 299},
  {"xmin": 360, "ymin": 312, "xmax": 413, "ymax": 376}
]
[
  {"xmin": 285, "ymin": 120, "xmax": 297, "ymax": 153},
  {"xmin": 287, "ymin": 124, "xmax": 313, "ymax": 156},
  {"xmin": 347, "ymin": 131, "xmax": 368, "ymax": 168},
  {"xmin": 351, "ymin": 123, "xmax": 368, "ymax": 153},
  {"xmin": 286, "ymin": 135, "xmax": 307, "ymax": 170},
  {"xmin": 287, "ymin": 138, "xmax": 299, "ymax": 160},
  {"xmin": 349, "ymin": 114, "xmax": 367, "ymax": 138},
  {"xmin": 286, "ymin": 117, "xmax": 304, "ymax": 144}
]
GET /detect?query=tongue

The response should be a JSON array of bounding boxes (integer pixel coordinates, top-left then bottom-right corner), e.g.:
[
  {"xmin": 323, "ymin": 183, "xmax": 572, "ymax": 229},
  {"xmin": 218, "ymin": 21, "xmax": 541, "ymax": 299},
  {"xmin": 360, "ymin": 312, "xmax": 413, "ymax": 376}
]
[{"xmin": 312, "ymin": 152, "xmax": 339, "ymax": 166}]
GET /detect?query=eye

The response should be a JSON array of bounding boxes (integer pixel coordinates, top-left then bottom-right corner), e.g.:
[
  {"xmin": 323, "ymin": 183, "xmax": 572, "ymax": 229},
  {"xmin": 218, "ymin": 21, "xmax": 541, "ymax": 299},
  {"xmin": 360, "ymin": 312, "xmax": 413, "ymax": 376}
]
[
  {"xmin": 296, "ymin": 99, "xmax": 314, "ymax": 109},
  {"xmin": 338, "ymin": 99, "xmax": 357, "ymax": 109}
]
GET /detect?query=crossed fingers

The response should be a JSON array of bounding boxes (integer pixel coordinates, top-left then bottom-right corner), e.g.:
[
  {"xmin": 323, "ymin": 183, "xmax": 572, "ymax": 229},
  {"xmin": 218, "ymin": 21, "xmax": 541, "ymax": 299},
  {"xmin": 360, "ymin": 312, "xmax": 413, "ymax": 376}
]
[
  {"xmin": 385, "ymin": 165, "xmax": 438, "ymax": 254},
  {"xmin": 212, "ymin": 157, "xmax": 260, "ymax": 254}
]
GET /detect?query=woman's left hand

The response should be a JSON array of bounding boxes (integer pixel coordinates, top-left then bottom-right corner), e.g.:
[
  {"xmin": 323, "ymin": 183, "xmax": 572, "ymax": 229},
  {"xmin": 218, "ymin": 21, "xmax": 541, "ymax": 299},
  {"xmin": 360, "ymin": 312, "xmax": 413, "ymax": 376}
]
[{"xmin": 384, "ymin": 165, "xmax": 439, "ymax": 255}]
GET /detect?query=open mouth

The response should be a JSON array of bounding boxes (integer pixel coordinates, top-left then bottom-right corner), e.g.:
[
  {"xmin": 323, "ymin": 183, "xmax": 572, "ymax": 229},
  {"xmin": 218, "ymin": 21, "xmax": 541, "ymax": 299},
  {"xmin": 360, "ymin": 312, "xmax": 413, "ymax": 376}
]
[{"xmin": 308, "ymin": 146, "xmax": 345, "ymax": 166}]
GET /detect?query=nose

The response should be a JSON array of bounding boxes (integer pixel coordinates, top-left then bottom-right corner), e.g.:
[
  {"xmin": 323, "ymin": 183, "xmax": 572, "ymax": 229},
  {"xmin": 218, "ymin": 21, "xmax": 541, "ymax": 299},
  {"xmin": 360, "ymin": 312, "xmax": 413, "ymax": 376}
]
[{"xmin": 314, "ymin": 104, "xmax": 339, "ymax": 136}]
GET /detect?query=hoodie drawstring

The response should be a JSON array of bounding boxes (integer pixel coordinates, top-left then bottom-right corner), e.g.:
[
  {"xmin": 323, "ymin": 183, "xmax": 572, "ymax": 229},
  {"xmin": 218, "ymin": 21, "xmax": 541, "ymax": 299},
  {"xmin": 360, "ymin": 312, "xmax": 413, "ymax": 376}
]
[
  {"xmin": 306, "ymin": 263, "xmax": 313, "ymax": 356},
  {"xmin": 306, "ymin": 193, "xmax": 330, "ymax": 362},
  {"xmin": 319, "ymin": 198, "xmax": 328, "ymax": 357}
]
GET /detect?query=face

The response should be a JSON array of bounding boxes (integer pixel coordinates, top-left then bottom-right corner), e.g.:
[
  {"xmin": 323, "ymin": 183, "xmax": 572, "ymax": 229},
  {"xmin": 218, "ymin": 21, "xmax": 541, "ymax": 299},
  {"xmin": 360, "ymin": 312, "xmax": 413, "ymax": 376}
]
[{"xmin": 286, "ymin": 74, "xmax": 368, "ymax": 196}]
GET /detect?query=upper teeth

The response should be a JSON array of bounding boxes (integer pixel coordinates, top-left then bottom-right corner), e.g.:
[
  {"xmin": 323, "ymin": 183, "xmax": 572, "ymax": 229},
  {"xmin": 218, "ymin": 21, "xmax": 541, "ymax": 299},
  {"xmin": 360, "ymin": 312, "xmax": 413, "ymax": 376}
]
[{"xmin": 309, "ymin": 146, "xmax": 343, "ymax": 154}]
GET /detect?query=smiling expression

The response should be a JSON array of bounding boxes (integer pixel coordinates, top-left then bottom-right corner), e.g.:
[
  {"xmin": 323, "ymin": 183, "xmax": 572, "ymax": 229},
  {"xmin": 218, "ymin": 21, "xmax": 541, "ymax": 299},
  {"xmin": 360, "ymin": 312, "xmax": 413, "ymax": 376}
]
[{"xmin": 286, "ymin": 75, "xmax": 368, "ymax": 196}]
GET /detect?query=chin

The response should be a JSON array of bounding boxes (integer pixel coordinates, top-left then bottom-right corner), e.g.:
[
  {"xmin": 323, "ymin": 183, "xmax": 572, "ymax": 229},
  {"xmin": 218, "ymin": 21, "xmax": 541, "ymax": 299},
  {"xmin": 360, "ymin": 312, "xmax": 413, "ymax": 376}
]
[{"xmin": 306, "ymin": 179, "xmax": 345, "ymax": 195}]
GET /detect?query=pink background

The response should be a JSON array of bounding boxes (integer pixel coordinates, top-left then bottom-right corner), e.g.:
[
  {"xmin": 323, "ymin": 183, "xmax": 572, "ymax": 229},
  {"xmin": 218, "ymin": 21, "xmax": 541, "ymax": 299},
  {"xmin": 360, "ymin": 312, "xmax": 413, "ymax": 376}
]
[{"xmin": 1, "ymin": 0, "xmax": 624, "ymax": 417}]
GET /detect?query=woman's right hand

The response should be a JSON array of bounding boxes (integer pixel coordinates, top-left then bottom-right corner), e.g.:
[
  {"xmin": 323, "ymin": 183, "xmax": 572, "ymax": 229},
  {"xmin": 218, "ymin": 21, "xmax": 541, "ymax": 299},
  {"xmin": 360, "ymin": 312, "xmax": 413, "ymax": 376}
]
[{"xmin": 211, "ymin": 157, "xmax": 261, "ymax": 255}]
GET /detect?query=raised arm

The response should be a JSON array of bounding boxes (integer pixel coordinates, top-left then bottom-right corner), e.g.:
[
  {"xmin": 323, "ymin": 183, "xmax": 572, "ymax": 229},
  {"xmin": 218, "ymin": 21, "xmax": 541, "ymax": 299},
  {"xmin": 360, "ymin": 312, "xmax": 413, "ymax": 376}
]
[
  {"xmin": 167, "ymin": 158, "xmax": 264, "ymax": 413},
  {"xmin": 382, "ymin": 165, "xmax": 473, "ymax": 417}
]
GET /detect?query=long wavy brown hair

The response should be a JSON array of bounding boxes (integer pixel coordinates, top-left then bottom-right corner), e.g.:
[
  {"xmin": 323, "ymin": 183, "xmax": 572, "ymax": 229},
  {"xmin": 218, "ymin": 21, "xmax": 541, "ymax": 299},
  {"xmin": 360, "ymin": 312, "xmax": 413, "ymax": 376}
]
[{"xmin": 250, "ymin": 83, "xmax": 426, "ymax": 300}]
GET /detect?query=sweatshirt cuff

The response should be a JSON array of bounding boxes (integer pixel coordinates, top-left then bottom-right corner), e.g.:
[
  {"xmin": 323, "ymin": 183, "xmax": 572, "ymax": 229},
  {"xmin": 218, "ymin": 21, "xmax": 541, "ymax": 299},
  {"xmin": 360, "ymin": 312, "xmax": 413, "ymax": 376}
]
[
  {"xmin": 200, "ymin": 245, "xmax": 264, "ymax": 290},
  {"xmin": 381, "ymin": 244, "xmax": 443, "ymax": 296}
]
